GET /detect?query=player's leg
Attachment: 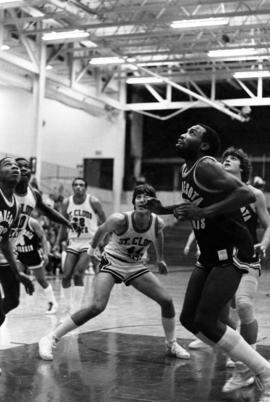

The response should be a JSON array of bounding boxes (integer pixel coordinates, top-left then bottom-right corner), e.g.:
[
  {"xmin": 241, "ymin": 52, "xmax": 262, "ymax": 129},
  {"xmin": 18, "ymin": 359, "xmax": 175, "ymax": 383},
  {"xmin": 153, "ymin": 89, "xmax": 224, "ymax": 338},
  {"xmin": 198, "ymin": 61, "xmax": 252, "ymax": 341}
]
[
  {"xmin": 131, "ymin": 271, "xmax": 190, "ymax": 359},
  {"xmin": 32, "ymin": 265, "xmax": 58, "ymax": 314},
  {"xmin": 0, "ymin": 266, "xmax": 20, "ymax": 314},
  {"xmin": 39, "ymin": 271, "xmax": 116, "ymax": 361},
  {"xmin": 72, "ymin": 251, "xmax": 90, "ymax": 312},
  {"xmin": 61, "ymin": 251, "xmax": 78, "ymax": 312},
  {"xmin": 223, "ymin": 270, "xmax": 259, "ymax": 391},
  {"xmin": 195, "ymin": 264, "xmax": 270, "ymax": 390}
]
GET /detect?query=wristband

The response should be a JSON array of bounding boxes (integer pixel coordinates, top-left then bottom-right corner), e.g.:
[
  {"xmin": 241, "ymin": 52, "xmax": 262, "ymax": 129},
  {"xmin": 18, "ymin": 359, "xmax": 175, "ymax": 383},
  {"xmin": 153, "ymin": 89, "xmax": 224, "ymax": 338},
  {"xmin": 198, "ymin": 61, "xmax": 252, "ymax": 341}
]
[{"xmin": 87, "ymin": 246, "xmax": 96, "ymax": 256}]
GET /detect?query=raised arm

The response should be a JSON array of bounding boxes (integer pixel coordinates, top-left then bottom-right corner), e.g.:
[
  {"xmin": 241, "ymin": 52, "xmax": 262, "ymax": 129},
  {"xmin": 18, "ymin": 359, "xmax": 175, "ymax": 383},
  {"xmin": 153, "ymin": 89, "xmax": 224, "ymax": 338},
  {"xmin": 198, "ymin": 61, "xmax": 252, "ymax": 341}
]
[{"xmin": 34, "ymin": 190, "xmax": 72, "ymax": 228}]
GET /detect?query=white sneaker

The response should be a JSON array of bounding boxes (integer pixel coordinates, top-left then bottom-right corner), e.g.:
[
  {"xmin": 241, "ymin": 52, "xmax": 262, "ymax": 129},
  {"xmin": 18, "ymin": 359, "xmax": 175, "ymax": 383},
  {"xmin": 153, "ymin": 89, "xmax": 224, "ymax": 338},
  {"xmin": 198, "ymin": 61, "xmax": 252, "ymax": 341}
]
[
  {"xmin": 166, "ymin": 340, "xmax": 190, "ymax": 360},
  {"xmin": 226, "ymin": 357, "xmax": 236, "ymax": 368},
  {"xmin": 255, "ymin": 367, "xmax": 270, "ymax": 399},
  {"xmin": 46, "ymin": 301, "xmax": 58, "ymax": 315},
  {"xmin": 188, "ymin": 338, "xmax": 209, "ymax": 350},
  {"xmin": 38, "ymin": 335, "xmax": 57, "ymax": 361},
  {"xmin": 222, "ymin": 364, "xmax": 254, "ymax": 392}
]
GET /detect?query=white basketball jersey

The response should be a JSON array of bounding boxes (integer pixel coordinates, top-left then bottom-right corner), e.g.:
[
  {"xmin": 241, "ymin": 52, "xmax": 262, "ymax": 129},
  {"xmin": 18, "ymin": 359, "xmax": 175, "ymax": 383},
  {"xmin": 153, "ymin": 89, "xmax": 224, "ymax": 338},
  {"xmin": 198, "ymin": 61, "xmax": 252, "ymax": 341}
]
[
  {"xmin": 67, "ymin": 194, "xmax": 98, "ymax": 239},
  {"xmin": 105, "ymin": 211, "xmax": 159, "ymax": 263},
  {"xmin": 10, "ymin": 186, "xmax": 37, "ymax": 246}
]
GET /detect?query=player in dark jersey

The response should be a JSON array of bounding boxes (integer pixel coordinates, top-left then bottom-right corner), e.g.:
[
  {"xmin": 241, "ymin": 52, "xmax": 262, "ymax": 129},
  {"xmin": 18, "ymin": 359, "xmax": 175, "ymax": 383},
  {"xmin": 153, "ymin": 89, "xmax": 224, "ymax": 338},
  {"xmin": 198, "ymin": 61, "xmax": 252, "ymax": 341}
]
[
  {"xmin": 38, "ymin": 184, "xmax": 190, "ymax": 361},
  {"xmin": 221, "ymin": 147, "xmax": 270, "ymax": 391},
  {"xmin": 145, "ymin": 124, "xmax": 270, "ymax": 396},
  {"xmin": 0, "ymin": 157, "xmax": 34, "ymax": 374},
  {"xmin": 10, "ymin": 157, "xmax": 73, "ymax": 313},
  {"xmin": 16, "ymin": 216, "xmax": 58, "ymax": 314}
]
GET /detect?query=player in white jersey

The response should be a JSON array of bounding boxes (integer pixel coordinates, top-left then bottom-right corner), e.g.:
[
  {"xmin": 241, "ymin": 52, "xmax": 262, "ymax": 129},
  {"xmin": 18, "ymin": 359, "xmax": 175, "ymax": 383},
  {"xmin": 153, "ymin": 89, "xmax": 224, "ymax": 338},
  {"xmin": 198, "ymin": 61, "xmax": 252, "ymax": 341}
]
[
  {"xmin": 55, "ymin": 177, "xmax": 106, "ymax": 314},
  {"xmin": 38, "ymin": 184, "xmax": 190, "ymax": 361},
  {"xmin": 6, "ymin": 157, "xmax": 72, "ymax": 314}
]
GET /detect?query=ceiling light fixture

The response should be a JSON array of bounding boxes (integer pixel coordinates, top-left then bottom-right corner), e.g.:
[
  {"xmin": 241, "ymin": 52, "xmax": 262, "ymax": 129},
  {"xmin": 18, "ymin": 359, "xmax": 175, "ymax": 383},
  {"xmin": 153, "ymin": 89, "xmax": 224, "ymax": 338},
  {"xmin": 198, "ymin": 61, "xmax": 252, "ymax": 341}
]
[
  {"xmin": 42, "ymin": 30, "xmax": 89, "ymax": 41},
  {"xmin": 126, "ymin": 77, "xmax": 163, "ymax": 84},
  {"xmin": 171, "ymin": 17, "xmax": 228, "ymax": 29},
  {"xmin": 208, "ymin": 48, "xmax": 265, "ymax": 58},
  {"xmin": 1, "ymin": 44, "xmax": 10, "ymax": 50},
  {"xmin": 80, "ymin": 40, "xmax": 97, "ymax": 48},
  {"xmin": 89, "ymin": 56, "xmax": 125, "ymax": 65},
  {"xmin": 233, "ymin": 70, "xmax": 270, "ymax": 79}
]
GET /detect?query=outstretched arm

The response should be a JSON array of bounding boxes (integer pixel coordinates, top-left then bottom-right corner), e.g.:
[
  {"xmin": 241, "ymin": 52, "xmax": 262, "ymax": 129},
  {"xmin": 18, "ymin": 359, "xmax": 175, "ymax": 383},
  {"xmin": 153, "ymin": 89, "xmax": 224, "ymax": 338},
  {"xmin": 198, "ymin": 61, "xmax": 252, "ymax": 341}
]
[{"xmin": 34, "ymin": 190, "xmax": 72, "ymax": 228}]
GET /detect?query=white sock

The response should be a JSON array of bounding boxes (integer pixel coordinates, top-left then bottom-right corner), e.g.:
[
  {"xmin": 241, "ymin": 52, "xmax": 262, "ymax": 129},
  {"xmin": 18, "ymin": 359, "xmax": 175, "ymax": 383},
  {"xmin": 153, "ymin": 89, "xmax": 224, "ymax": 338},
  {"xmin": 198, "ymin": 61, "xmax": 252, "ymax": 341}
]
[
  {"xmin": 162, "ymin": 316, "xmax": 176, "ymax": 343},
  {"xmin": 62, "ymin": 286, "xmax": 73, "ymax": 310},
  {"xmin": 217, "ymin": 326, "xmax": 270, "ymax": 376},
  {"xmin": 43, "ymin": 284, "xmax": 56, "ymax": 304},
  {"xmin": 52, "ymin": 317, "xmax": 78, "ymax": 340},
  {"xmin": 72, "ymin": 286, "xmax": 85, "ymax": 313}
]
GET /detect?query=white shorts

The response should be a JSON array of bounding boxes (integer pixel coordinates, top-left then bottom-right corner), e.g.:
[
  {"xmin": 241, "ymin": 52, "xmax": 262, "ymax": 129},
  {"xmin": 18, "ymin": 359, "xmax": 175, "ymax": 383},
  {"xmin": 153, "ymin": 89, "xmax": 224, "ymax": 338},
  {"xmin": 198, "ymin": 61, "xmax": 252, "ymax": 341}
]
[
  {"xmin": 67, "ymin": 238, "xmax": 90, "ymax": 255},
  {"xmin": 236, "ymin": 267, "xmax": 259, "ymax": 301},
  {"xmin": 99, "ymin": 252, "xmax": 149, "ymax": 286}
]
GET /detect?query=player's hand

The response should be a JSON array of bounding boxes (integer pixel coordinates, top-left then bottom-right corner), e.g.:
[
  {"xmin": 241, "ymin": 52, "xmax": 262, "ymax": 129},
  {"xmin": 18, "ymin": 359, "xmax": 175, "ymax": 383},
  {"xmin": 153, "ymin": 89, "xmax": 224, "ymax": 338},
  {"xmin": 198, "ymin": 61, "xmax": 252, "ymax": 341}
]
[
  {"xmin": 157, "ymin": 260, "xmax": 168, "ymax": 275},
  {"xmin": 183, "ymin": 245, "xmax": 190, "ymax": 256},
  {"xmin": 145, "ymin": 198, "xmax": 163, "ymax": 214},
  {"xmin": 254, "ymin": 243, "xmax": 266, "ymax": 259},
  {"xmin": 174, "ymin": 203, "xmax": 203, "ymax": 220},
  {"xmin": 19, "ymin": 273, "xmax": 35, "ymax": 295}
]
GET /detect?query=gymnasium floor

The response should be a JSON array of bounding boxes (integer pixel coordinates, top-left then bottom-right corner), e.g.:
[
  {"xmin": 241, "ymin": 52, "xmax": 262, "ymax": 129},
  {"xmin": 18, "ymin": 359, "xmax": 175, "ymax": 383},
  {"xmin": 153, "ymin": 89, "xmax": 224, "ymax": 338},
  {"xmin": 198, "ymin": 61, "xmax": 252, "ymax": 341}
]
[{"xmin": 1, "ymin": 267, "xmax": 270, "ymax": 402}]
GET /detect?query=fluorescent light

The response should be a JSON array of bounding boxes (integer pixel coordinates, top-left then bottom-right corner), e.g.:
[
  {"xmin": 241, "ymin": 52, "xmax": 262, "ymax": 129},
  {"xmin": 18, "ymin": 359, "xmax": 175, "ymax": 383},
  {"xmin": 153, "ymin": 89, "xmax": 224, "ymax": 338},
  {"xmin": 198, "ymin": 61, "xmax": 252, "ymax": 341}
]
[
  {"xmin": 46, "ymin": 65, "xmax": 53, "ymax": 70},
  {"xmin": 0, "ymin": 0, "xmax": 23, "ymax": 6},
  {"xmin": 89, "ymin": 56, "xmax": 125, "ymax": 65},
  {"xmin": 22, "ymin": 6, "xmax": 44, "ymax": 17},
  {"xmin": 80, "ymin": 40, "xmax": 97, "ymax": 48},
  {"xmin": 126, "ymin": 77, "xmax": 163, "ymax": 84},
  {"xmin": 42, "ymin": 30, "xmax": 89, "ymax": 41},
  {"xmin": 234, "ymin": 70, "xmax": 270, "ymax": 79},
  {"xmin": 208, "ymin": 48, "xmax": 262, "ymax": 58},
  {"xmin": 171, "ymin": 17, "xmax": 228, "ymax": 29},
  {"xmin": 1, "ymin": 44, "xmax": 10, "ymax": 50}
]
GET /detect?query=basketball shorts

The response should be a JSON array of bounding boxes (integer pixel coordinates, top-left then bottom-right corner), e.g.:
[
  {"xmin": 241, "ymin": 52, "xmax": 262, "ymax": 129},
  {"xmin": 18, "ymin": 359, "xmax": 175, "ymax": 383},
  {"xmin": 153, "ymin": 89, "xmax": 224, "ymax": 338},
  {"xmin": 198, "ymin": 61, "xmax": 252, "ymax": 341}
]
[
  {"xmin": 17, "ymin": 250, "xmax": 43, "ymax": 269},
  {"xmin": 98, "ymin": 252, "xmax": 149, "ymax": 286},
  {"xmin": 67, "ymin": 238, "xmax": 90, "ymax": 255}
]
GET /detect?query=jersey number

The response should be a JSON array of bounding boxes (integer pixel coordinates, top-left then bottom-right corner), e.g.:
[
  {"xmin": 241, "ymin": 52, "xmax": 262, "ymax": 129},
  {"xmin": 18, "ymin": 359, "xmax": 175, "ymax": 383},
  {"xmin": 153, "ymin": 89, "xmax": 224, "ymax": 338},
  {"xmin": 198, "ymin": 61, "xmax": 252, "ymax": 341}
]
[{"xmin": 126, "ymin": 246, "xmax": 144, "ymax": 261}]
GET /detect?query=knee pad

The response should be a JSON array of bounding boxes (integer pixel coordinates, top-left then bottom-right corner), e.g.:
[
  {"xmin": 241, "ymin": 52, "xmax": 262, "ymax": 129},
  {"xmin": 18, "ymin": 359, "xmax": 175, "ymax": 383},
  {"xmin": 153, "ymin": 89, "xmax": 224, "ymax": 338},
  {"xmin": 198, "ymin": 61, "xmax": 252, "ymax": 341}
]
[{"xmin": 236, "ymin": 299, "xmax": 255, "ymax": 325}]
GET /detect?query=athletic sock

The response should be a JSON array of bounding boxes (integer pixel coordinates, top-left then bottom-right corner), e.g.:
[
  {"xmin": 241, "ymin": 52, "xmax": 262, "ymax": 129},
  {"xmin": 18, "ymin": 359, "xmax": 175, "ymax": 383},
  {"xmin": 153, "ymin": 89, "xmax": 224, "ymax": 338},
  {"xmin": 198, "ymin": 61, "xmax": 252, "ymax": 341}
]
[
  {"xmin": 62, "ymin": 286, "xmax": 73, "ymax": 311},
  {"xmin": 162, "ymin": 316, "xmax": 176, "ymax": 343},
  {"xmin": 43, "ymin": 283, "xmax": 56, "ymax": 304},
  {"xmin": 72, "ymin": 286, "xmax": 85, "ymax": 313},
  {"xmin": 53, "ymin": 317, "xmax": 78, "ymax": 340},
  {"xmin": 216, "ymin": 326, "xmax": 270, "ymax": 375}
]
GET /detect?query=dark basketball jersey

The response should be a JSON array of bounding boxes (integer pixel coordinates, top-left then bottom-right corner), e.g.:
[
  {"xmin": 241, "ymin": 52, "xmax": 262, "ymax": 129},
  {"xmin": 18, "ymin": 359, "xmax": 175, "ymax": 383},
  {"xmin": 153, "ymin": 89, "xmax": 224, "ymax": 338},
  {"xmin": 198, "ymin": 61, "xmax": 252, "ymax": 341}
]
[
  {"xmin": 16, "ymin": 218, "xmax": 42, "ymax": 267},
  {"xmin": 240, "ymin": 203, "xmax": 258, "ymax": 244},
  {"xmin": 0, "ymin": 188, "xmax": 18, "ymax": 266},
  {"xmin": 181, "ymin": 156, "xmax": 254, "ymax": 266}
]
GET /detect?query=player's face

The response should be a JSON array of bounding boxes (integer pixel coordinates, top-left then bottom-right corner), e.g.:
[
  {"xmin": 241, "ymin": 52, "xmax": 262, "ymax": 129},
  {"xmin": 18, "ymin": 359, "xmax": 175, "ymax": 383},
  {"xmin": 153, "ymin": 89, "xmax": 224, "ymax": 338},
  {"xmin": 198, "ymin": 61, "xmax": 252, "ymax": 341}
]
[
  {"xmin": 17, "ymin": 159, "xmax": 31, "ymax": 183},
  {"xmin": 176, "ymin": 125, "xmax": 206, "ymax": 159},
  {"xmin": 134, "ymin": 193, "xmax": 151, "ymax": 212},
  {"xmin": 72, "ymin": 180, "xmax": 86, "ymax": 196},
  {"xmin": 222, "ymin": 155, "xmax": 241, "ymax": 176},
  {"xmin": 0, "ymin": 158, "xmax": 20, "ymax": 183}
]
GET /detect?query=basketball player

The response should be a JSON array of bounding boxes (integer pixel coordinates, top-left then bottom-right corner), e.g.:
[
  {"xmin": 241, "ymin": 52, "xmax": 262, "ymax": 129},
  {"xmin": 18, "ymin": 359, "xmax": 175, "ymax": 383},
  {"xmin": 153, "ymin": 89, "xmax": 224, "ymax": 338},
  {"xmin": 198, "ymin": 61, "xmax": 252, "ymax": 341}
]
[
  {"xmin": 145, "ymin": 124, "xmax": 270, "ymax": 396},
  {"xmin": 8, "ymin": 157, "xmax": 73, "ymax": 314},
  {"xmin": 55, "ymin": 177, "xmax": 106, "ymax": 315},
  {"xmin": 38, "ymin": 184, "xmax": 190, "ymax": 361},
  {"xmin": 221, "ymin": 147, "xmax": 270, "ymax": 391},
  {"xmin": 16, "ymin": 216, "xmax": 58, "ymax": 314},
  {"xmin": 0, "ymin": 157, "xmax": 34, "ymax": 371}
]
